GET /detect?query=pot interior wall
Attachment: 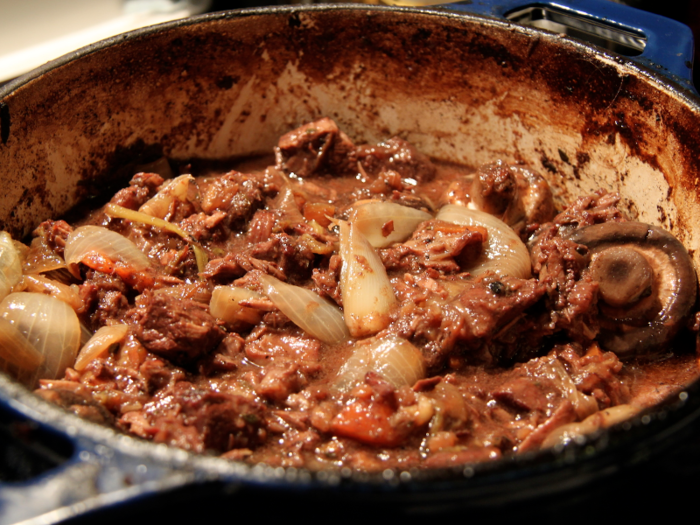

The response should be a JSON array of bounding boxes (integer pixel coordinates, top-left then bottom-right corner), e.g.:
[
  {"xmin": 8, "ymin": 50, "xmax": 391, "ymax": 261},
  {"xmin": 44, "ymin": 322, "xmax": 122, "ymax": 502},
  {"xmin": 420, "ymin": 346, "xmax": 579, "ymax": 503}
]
[{"xmin": 1, "ymin": 6, "xmax": 700, "ymax": 267}]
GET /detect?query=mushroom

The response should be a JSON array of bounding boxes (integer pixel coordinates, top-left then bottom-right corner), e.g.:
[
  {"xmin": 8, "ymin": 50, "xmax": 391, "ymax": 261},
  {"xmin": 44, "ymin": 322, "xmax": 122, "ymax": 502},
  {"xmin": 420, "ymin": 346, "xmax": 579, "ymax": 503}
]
[{"xmin": 569, "ymin": 221, "xmax": 697, "ymax": 358}]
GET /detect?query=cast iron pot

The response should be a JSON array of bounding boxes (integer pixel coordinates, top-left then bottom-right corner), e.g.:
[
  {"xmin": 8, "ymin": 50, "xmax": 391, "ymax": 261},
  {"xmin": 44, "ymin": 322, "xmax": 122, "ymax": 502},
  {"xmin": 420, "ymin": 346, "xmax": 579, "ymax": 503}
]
[{"xmin": 1, "ymin": 1, "xmax": 700, "ymax": 523}]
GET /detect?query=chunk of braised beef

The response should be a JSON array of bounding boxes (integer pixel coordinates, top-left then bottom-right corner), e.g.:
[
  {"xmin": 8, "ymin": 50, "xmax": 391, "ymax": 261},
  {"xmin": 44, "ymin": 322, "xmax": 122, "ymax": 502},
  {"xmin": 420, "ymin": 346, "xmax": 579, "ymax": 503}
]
[
  {"xmin": 197, "ymin": 393, "xmax": 266, "ymax": 452},
  {"xmin": 492, "ymin": 376, "xmax": 553, "ymax": 413},
  {"xmin": 203, "ymin": 230, "xmax": 316, "ymax": 285},
  {"xmin": 109, "ymin": 172, "xmax": 165, "ymax": 210},
  {"xmin": 472, "ymin": 163, "xmax": 518, "ymax": 217},
  {"xmin": 178, "ymin": 211, "xmax": 227, "ymax": 242},
  {"xmin": 468, "ymin": 163, "xmax": 555, "ymax": 234},
  {"xmin": 30, "ymin": 220, "xmax": 73, "ymax": 259},
  {"xmin": 456, "ymin": 277, "xmax": 549, "ymax": 363},
  {"xmin": 35, "ymin": 386, "xmax": 116, "ymax": 426},
  {"xmin": 311, "ymin": 254, "xmax": 343, "ymax": 305},
  {"xmin": 130, "ymin": 291, "xmax": 225, "ymax": 366},
  {"xmin": 249, "ymin": 233, "xmax": 316, "ymax": 282},
  {"xmin": 139, "ymin": 354, "xmax": 187, "ymax": 394},
  {"xmin": 556, "ymin": 344, "xmax": 629, "ymax": 407},
  {"xmin": 198, "ymin": 333, "xmax": 246, "ymax": 375},
  {"xmin": 79, "ymin": 270, "xmax": 131, "ymax": 326},
  {"xmin": 132, "ymin": 171, "xmax": 167, "ymax": 189},
  {"xmin": 200, "ymin": 171, "xmax": 265, "ymax": 230},
  {"xmin": 404, "ymin": 276, "xmax": 547, "ymax": 370},
  {"xmin": 244, "ymin": 329, "xmax": 321, "ymax": 375},
  {"xmin": 255, "ymin": 362, "xmax": 306, "ymax": 402},
  {"xmin": 357, "ymin": 136, "xmax": 436, "ymax": 182},
  {"xmin": 517, "ymin": 401, "xmax": 577, "ymax": 453},
  {"xmin": 121, "ymin": 381, "xmax": 266, "ymax": 453},
  {"xmin": 275, "ymin": 118, "xmax": 358, "ymax": 177}
]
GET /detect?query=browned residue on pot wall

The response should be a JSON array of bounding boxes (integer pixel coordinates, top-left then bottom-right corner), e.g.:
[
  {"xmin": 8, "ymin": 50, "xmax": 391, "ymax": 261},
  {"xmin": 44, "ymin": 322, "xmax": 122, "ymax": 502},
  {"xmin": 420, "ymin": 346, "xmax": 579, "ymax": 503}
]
[{"xmin": 1, "ymin": 7, "xmax": 699, "ymax": 250}]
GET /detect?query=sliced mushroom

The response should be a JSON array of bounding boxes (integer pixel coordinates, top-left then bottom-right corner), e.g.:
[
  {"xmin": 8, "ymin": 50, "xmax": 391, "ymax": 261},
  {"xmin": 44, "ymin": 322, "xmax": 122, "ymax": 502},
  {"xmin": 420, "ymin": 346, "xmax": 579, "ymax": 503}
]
[{"xmin": 569, "ymin": 221, "xmax": 697, "ymax": 358}]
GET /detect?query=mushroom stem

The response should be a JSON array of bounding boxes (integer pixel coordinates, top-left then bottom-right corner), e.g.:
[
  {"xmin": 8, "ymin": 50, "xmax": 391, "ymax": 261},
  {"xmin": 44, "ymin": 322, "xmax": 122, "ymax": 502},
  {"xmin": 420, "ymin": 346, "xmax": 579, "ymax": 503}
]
[{"xmin": 589, "ymin": 245, "xmax": 653, "ymax": 308}]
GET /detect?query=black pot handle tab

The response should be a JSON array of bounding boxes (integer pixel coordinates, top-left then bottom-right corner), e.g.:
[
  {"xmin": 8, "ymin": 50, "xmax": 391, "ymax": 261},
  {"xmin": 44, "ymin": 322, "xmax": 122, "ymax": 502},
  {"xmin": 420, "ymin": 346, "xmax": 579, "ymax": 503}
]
[
  {"xmin": 440, "ymin": 0, "xmax": 696, "ymax": 92},
  {"xmin": 0, "ymin": 386, "xmax": 203, "ymax": 524}
]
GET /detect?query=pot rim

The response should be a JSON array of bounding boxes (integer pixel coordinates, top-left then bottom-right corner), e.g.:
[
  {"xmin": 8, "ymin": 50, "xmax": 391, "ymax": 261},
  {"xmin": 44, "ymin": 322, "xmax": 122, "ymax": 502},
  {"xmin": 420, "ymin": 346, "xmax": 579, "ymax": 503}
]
[{"xmin": 2, "ymin": 3, "xmax": 698, "ymax": 102}]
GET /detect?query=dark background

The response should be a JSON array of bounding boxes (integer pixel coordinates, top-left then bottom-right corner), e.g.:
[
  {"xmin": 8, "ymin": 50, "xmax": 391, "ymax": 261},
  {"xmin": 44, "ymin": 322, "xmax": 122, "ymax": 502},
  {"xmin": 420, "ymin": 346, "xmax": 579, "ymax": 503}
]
[{"xmin": 2, "ymin": 1, "xmax": 699, "ymax": 523}]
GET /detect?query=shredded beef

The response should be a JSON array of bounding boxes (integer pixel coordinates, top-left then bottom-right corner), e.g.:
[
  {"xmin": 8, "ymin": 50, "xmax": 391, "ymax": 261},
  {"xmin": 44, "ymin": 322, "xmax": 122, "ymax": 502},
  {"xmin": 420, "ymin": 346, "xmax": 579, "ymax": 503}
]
[{"xmin": 381, "ymin": 219, "xmax": 484, "ymax": 274}]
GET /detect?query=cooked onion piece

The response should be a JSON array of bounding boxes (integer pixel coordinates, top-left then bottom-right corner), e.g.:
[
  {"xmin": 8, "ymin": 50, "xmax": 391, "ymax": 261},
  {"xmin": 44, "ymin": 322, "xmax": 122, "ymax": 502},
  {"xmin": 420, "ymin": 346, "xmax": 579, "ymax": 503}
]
[
  {"xmin": 274, "ymin": 185, "xmax": 305, "ymax": 230},
  {"xmin": 210, "ymin": 285, "xmax": 267, "ymax": 325},
  {"xmin": 350, "ymin": 201, "xmax": 432, "ymax": 248},
  {"xmin": 64, "ymin": 225, "xmax": 150, "ymax": 278},
  {"xmin": 22, "ymin": 248, "xmax": 66, "ymax": 275},
  {"xmin": 154, "ymin": 282, "xmax": 212, "ymax": 304},
  {"xmin": 18, "ymin": 275, "xmax": 83, "ymax": 312},
  {"xmin": 0, "ymin": 232, "xmax": 23, "ymax": 300},
  {"xmin": 338, "ymin": 220, "xmax": 397, "ymax": 337},
  {"xmin": 0, "ymin": 317, "xmax": 44, "ymax": 377},
  {"xmin": 139, "ymin": 174, "xmax": 195, "ymax": 218},
  {"xmin": 0, "ymin": 292, "xmax": 81, "ymax": 386},
  {"xmin": 540, "ymin": 404, "xmax": 640, "ymax": 450},
  {"xmin": 74, "ymin": 324, "xmax": 129, "ymax": 371},
  {"xmin": 259, "ymin": 274, "xmax": 350, "ymax": 344},
  {"xmin": 534, "ymin": 356, "xmax": 598, "ymax": 420},
  {"xmin": 105, "ymin": 204, "xmax": 208, "ymax": 273},
  {"xmin": 334, "ymin": 334, "xmax": 425, "ymax": 393},
  {"xmin": 436, "ymin": 204, "xmax": 531, "ymax": 278}
]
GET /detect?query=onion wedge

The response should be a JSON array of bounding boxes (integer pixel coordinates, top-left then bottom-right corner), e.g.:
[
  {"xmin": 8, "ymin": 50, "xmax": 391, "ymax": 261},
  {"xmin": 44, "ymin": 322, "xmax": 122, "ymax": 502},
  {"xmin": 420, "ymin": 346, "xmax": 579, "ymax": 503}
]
[
  {"xmin": 350, "ymin": 201, "xmax": 432, "ymax": 248},
  {"xmin": 74, "ymin": 324, "xmax": 129, "ymax": 371},
  {"xmin": 0, "ymin": 232, "xmax": 23, "ymax": 300},
  {"xmin": 105, "ymin": 203, "xmax": 208, "ymax": 273},
  {"xmin": 0, "ymin": 317, "xmax": 44, "ymax": 375},
  {"xmin": 0, "ymin": 292, "xmax": 81, "ymax": 386},
  {"xmin": 64, "ymin": 225, "xmax": 150, "ymax": 278},
  {"xmin": 436, "ymin": 204, "xmax": 531, "ymax": 278},
  {"xmin": 259, "ymin": 274, "xmax": 349, "ymax": 344},
  {"xmin": 19, "ymin": 275, "xmax": 83, "ymax": 312},
  {"xmin": 139, "ymin": 174, "xmax": 194, "ymax": 218},
  {"xmin": 210, "ymin": 285, "xmax": 266, "ymax": 325},
  {"xmin": 335, "ymin": 334, "xmax": 425, "ymax": 393},
  {"xmin": 338, "ymin": 220, "xmax": 396, "ymax": 337}
]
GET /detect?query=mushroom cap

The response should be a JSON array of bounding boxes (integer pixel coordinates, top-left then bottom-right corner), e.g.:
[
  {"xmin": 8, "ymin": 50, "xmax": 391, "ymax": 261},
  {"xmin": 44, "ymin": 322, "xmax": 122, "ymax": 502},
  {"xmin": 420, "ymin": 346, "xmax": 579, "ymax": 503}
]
[{"xmin": 568, "ymin": 221, "xmax": 697, "ymax": 359}]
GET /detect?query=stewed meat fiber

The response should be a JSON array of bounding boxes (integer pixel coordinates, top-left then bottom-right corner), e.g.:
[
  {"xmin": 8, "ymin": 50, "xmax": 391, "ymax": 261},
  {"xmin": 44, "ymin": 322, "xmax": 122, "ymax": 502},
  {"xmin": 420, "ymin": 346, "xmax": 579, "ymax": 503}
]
[{"xmin": 8, "ymin": 118, "xmax": 698, "ymax": 471}]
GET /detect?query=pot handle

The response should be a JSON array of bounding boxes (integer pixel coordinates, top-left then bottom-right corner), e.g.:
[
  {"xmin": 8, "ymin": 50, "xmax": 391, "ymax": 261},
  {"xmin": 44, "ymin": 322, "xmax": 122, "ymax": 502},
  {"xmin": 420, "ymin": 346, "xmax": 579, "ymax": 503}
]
[
  {"xmin": 0, "ymin": 399, "xmax": 201, "ymax": 524},
  {"xmin": 441, "ymin": 0, "xmax": 696, "ymax": 91}
]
